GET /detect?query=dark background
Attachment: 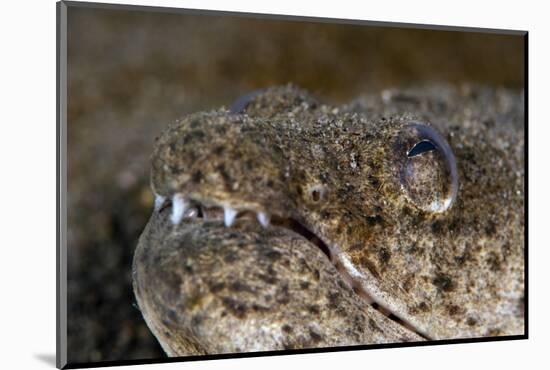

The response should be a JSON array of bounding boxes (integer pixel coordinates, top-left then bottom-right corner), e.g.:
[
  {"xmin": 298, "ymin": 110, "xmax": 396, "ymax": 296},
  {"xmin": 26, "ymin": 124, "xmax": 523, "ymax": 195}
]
[{"xmin": 66, "ymin": 4, "xmax": 524, "ymax": 363}]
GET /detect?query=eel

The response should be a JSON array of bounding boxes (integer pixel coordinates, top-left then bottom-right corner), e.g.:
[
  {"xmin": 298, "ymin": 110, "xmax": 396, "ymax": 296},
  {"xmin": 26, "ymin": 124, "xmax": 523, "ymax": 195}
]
[{"xmin": 132, "ymin": 84, "xmax": 525, "ymax": 355}]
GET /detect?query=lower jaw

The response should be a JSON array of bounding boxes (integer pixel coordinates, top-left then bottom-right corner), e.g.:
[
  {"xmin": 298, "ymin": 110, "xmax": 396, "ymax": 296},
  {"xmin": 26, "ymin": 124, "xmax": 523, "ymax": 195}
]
[{"xmin": 159, "ymin": 195, "xmax": 430, "ymax": 340}]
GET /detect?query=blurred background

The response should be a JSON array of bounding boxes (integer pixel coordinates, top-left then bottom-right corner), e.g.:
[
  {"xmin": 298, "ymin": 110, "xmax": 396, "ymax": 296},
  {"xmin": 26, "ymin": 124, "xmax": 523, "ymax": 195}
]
[{"xmin": 66, "ymin": 4, "xmax": 524, "ymax": 364}]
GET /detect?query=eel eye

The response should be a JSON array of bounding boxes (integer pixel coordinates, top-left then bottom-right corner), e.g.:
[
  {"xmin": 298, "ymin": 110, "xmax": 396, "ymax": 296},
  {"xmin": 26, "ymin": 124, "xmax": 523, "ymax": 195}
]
[
  {"xmin": 395, "ymin": 123, "xmax": 458, "ymax": 213},
  {"xmin": 407, "ymin": 140, "xmax": 437, "ymax": 157}
]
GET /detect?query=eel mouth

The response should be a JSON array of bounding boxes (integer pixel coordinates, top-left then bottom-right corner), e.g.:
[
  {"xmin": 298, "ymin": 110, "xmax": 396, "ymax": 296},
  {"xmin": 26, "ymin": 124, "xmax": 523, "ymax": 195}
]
[{"xmin": 155, "ymin": 192, "xmax": 430, "ymax": 340}]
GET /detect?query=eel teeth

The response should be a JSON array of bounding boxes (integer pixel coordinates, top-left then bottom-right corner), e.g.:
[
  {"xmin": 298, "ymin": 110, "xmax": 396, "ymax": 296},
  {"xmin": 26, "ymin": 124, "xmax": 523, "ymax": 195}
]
[
  {"xmin": 184, "ymin": 207, "xmax": 199, "ymax": 218},
  {"xmin": 154, "ymin": 194, "xmax": 166, "ymax": 211},
  {"xmin": 171, "ymin": 194, "xmax": 189, "ymax": 225},
  {"xmin": 224, "ymin": 207, "xmax": 238, "ymax": 227},
  {"xmin": 257, "ymin": 212, "xmax": 270, "ymax": 228},
  {"xmin": 201, "ymin": 206, "xmax": 208, "ymax": 220}
]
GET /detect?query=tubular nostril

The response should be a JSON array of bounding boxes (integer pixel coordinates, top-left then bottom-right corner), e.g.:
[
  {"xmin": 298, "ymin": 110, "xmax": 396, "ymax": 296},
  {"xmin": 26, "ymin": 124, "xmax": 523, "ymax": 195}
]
[
  {"xmin": 311, "ymin": 190, "xmax": 320, "ymax": 202},
  {"xmin": 307, "ymin": 184, "xmax": 329, "ymax": 203},
  {"xmin": 229, "ymin": 89, "xmax": 266, "ymax": 114}
]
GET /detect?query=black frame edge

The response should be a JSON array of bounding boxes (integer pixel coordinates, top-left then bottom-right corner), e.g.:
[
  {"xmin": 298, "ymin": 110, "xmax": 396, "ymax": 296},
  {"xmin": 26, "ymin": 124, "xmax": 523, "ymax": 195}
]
[{"xmin": 523, "ymin": 32, "xmax": 529, "ymax": 339}]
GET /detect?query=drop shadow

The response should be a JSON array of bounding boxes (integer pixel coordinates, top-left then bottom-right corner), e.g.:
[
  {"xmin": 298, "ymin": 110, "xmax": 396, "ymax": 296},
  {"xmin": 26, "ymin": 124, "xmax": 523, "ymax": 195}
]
[{"xmin": 34, "ymin": 353, "xmax": 56, "ymax": 367}]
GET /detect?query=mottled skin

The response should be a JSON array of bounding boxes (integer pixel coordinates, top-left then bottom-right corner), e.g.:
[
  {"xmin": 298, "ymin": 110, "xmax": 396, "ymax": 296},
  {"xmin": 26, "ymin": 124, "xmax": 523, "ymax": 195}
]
[{"xmin": 133, "ymin": 85, "xmax": 524, "ymax": 355}]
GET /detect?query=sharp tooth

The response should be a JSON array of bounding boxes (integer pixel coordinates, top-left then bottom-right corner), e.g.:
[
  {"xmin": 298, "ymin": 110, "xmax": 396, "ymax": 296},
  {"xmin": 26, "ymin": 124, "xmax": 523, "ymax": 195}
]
[
  {"xmin": 184, "ymin": 207, "xmax": 199, "ymax": 218},
  {"xmin": 224, "ymin": 207, "xmax": 238, "ymax": 227},
  {"xmin": 154, "ymin": 194, "xmax": 166, "ymax": 211},
  {"xmin": 257, "ymin": 212, "xmax": 270, "ymax": 228},
  {"xmin": 171, "ymin": 194, "xmax": 188, "ymax": 224}
]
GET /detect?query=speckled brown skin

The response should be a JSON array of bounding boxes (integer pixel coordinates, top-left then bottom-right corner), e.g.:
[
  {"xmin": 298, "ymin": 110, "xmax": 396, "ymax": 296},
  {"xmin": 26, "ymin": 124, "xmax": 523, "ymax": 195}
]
[
  {"xmin": 134, "ymin": 210, "xmax": 422, "ymax": 355},
  {"xmin": 133, "ymin": 85, "xmax": 524, "ymax": 355}
]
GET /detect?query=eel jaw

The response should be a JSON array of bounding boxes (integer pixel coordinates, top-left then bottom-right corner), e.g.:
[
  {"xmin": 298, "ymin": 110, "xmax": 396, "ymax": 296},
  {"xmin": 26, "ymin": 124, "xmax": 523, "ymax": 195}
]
[
  {"xmin": 157, "ymin": 193, "xmax": 275, "ymax": 229},
  {"xmin": 155, "ymin": 191, "xmax": 430, "ymax": 340}
]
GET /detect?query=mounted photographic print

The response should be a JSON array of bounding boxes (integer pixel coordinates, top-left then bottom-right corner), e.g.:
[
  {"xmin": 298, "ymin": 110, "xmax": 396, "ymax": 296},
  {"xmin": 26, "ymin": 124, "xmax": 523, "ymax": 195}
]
[{"xmin": 56, "ymin": 1, "xmax": 527, "ymax": 368}]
